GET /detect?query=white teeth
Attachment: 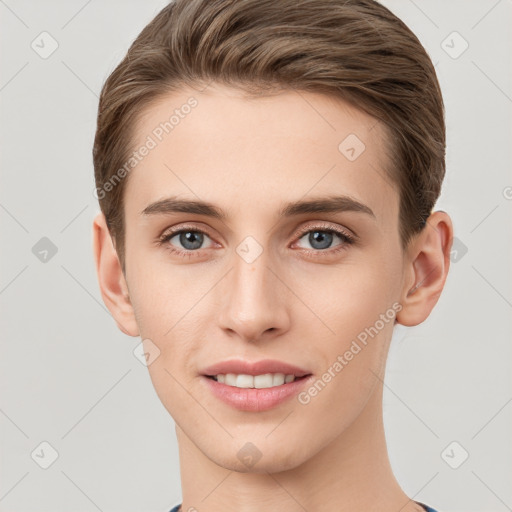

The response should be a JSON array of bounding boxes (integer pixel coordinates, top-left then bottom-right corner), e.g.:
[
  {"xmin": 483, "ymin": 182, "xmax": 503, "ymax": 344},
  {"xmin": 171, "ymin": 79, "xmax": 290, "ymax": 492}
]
[
  {"xmin": 254, "ymin": 374, "xmax": 274, "ymax": 388},
  {"xmin": 225, "ymin": 373, "xmax": 237, "ymax": 386},
  {"xmin": 236, "ymin": 374, "xmax": 254, "ymax": 388},
  {"xmin": 212, "ymin": 373, "xmax": 297, "ymax": 389},
  {"xmin": 272, "ymin": 373, "xmax": 285, "ymax": 386}
]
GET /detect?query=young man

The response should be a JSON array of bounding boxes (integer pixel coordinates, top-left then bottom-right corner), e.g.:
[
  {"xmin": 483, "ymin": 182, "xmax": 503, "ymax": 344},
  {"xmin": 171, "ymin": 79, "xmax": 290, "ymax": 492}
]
[{"xmin": 92, "ymin": 1, "xmax": 452, "ymax": 511}]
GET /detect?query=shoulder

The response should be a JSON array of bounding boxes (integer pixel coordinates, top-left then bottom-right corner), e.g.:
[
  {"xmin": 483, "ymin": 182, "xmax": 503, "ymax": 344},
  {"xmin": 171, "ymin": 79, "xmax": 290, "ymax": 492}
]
[
  {"xmin": 168, "ymin": 503, "xmax": 440, "ymax": 512},
  {"xmin": 417, "ymin": 503, "xmax": 440, "ymax": 512}
]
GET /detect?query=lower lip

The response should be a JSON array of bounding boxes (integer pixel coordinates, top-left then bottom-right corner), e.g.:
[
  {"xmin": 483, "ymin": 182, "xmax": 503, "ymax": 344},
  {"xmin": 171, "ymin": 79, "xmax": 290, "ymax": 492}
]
[{"xmin": 201, "ymin": 375, "xmax": 312, "ymax": 412}]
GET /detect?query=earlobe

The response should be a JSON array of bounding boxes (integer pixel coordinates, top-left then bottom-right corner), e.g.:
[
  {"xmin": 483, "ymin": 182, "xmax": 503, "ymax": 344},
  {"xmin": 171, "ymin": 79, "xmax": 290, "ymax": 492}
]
[
  {"xmin": 396, "ymin": 211, "xmax": 453, "ymax": 327},
  {"xmin": 92, "ymin": 212, "xmax": 140, "ymax": 337}
]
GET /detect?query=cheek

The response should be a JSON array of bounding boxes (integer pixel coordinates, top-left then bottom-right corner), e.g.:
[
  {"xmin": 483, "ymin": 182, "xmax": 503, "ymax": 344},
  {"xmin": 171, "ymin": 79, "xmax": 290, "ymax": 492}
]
[
  {"xmin": 303, "ymin": 261, "xmax": 398, "ymax": 399},
  {"xmin": 126, "ymin": 251, "xmax": 180, "ymax": 337},
  {"xmin": 127, "ymin": 256, "xmax": 209, "ymax": 377},
  {"xmin": 303, "ymin": 257, "xmax": 397, "ymax": 336}
]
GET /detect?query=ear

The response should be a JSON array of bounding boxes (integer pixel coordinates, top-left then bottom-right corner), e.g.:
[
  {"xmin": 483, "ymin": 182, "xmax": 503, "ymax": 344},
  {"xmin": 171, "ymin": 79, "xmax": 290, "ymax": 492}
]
[
  {"xmin": 396, "ymin": 210, "xmax": 454, "ymax": 327},
  {"xmin": 92, "ymin": 211, "xmax": 139, "ymax": 337}
]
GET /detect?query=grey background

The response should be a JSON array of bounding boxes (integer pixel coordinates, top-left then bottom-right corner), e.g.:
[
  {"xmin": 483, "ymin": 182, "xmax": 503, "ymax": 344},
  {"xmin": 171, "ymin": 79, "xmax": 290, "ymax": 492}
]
[{"xmin": 1, "ymin": 1, "xmax": 511, "ymax": 511}]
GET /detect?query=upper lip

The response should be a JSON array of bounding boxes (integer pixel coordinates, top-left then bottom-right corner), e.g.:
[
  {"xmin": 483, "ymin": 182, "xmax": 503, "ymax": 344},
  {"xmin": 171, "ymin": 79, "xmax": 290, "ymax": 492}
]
[{"xmin": 201, "ymin": 359, "xmax": 311, "ymax": 377}]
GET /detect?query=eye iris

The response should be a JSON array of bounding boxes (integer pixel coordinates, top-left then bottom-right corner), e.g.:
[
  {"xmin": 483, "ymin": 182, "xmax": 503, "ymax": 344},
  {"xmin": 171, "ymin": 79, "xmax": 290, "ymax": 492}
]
[
  {"xmin": 180, "ymin": 231, "xmax": 203, "ymax": 250},
  {"xmin": 309, "ymin": 231, "xmax": 333, "ymax": 250}
]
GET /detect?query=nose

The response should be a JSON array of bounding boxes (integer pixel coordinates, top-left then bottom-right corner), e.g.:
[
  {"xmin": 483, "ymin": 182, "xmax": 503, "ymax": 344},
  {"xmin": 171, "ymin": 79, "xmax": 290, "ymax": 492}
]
[{"xmin": 217, "ymin": 249, "xmax": 290, "ymax": 344}]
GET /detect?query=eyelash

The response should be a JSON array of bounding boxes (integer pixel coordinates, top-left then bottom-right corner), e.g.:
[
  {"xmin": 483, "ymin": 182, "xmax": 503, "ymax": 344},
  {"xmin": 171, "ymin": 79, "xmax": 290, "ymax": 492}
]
[{"xmin": 156, "ymin": 222, "xmax": 356, "ymax": 259}]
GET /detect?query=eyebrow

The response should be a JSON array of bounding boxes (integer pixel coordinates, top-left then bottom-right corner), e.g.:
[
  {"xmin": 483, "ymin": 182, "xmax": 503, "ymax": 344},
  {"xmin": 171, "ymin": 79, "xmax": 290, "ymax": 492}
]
[{"xmin": 140, "ymin": 195, "xmax": 375, "ymax": 220}]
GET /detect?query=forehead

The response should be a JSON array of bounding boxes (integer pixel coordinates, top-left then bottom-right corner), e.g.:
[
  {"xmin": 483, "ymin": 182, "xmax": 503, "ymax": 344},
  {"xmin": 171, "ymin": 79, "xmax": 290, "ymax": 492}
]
[{"xmin": 124, "ymin": 83, "xmax": 398, "ymax": 228}]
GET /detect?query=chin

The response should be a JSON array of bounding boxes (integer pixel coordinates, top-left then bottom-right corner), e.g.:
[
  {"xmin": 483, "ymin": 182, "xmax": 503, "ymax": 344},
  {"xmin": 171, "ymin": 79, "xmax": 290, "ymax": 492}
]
[{"xmin": 205, "ymin": 437, "xmax": 312, "ymax": 474}]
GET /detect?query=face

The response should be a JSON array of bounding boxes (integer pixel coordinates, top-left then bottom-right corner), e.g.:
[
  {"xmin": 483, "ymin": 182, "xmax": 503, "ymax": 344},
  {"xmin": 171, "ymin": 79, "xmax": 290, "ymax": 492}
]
[{"xmin": 121, "ymin": 82, "xmax": 408, "ymax": 472}]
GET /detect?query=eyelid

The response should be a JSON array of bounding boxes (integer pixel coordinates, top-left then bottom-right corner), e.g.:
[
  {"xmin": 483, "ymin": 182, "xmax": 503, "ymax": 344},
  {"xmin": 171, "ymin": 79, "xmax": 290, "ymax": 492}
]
[
  {"xmin": 158, "ymin": 222, "xmax": 214, "ymax": 239},
  {"xmin": 292, "ymin": 221, "xmax": 357, "ymax": 242}
]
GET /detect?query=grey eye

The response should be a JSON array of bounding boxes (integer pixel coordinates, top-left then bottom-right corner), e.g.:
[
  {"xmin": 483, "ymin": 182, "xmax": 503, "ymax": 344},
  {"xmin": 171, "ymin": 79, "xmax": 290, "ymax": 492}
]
[
  {"xmin": 297, "ymin": 230, "xmax": 342, "ymax": 250},
  {"xmin": 170, "ymin": 231, "xmax": 210, "ymax": 250}
]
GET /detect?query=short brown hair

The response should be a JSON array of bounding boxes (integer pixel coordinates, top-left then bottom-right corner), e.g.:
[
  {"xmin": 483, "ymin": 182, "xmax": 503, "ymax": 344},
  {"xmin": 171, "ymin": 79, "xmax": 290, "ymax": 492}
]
[{"xmin": 93, "ymin": 0, "xmax": 445, "ymax": 273}]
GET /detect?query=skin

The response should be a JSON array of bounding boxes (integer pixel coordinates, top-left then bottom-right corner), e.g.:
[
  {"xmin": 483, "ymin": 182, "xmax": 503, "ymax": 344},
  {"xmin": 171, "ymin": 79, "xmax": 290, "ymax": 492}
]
[{"xmin": 93, "ymin": 82, "xmax": 453, "ymax": 512}]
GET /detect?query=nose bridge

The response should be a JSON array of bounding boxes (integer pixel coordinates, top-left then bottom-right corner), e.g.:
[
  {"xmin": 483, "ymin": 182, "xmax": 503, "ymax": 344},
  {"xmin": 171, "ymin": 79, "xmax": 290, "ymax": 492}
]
[{"xmin": 217, "ymin": 238, "xmax": 288, "ymax": 341}]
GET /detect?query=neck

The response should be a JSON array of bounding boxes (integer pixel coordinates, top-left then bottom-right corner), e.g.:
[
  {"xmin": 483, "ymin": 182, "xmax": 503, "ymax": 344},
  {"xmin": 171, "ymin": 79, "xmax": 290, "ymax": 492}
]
[{"xmin": 175, "ymin": 380, "xmax": 423, "ymax": 512}]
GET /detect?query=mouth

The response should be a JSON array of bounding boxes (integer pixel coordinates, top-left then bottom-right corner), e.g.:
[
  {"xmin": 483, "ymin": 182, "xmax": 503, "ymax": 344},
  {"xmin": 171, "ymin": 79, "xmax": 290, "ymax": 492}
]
[
  {"xmin": 199, "ymin": 358, "xmax": 313, "ymax": 411},
  {"xmin": 201, "ymin": 373, "xmax": 313, "ymax": 412}
]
